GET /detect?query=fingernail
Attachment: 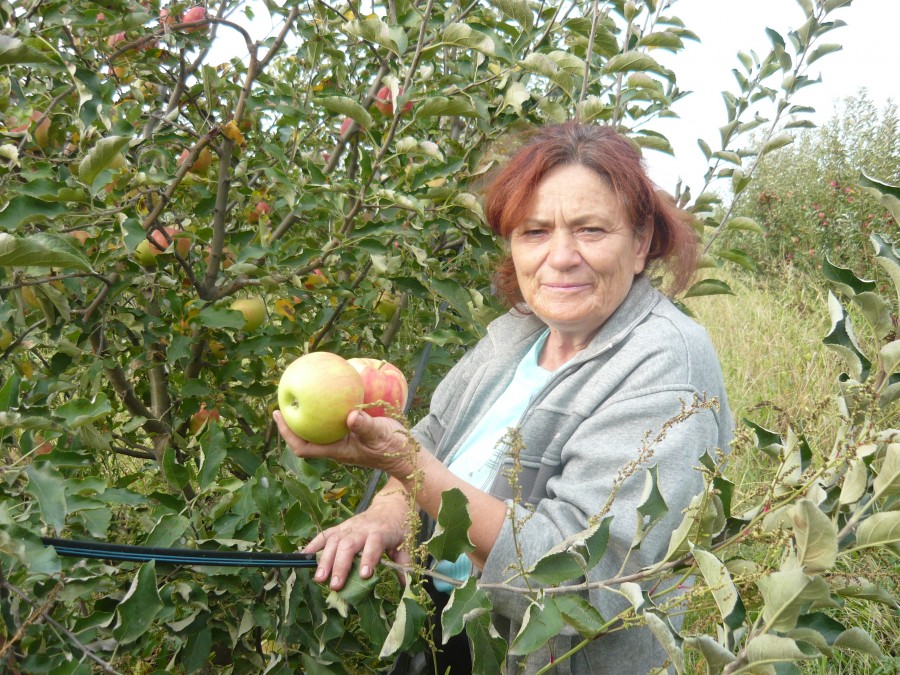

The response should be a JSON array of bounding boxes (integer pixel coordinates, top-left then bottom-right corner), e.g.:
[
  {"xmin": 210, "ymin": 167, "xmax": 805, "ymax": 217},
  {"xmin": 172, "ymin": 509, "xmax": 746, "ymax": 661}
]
[
  {"xmin": 315, "ymin": 568, "xmax": 326, "ymax": 581},
  {"xmin": 360, "ymin": 565, "xmax": 370, "ymax": 578},
  {"xmin": 330, "ymin": 576, "xmax": 340, "ymax": 588}
]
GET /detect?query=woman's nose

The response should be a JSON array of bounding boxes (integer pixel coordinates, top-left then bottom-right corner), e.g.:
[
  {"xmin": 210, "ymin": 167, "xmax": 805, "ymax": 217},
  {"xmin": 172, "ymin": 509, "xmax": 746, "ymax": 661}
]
[{"xmin": 546, "ymin": 230, "xmax": 582, "ymax": 268}]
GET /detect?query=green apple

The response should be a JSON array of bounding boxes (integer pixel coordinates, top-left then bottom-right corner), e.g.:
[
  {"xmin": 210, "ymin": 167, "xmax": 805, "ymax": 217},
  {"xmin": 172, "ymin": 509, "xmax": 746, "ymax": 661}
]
[
  {"xmin": 277, "ymin": 352, "xmax": 364, "ymax": 444},
  {"xmin": 230, "ymin": 296, "xmax": 266, "ymax": 331},
  {"xmin": 134, "ymin": 239, "xmax": 158, "ymax": 267}
]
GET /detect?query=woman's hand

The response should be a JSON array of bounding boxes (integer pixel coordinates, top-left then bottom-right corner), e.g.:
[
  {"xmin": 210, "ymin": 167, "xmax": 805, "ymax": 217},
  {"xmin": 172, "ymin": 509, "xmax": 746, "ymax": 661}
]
[
  {"xmin": 303, "ymin": 488, "xmax": 411, "ymax": 590},
  {"xmin": 273, "ymin": 409, "xmax": 414, "ymax": 478}
]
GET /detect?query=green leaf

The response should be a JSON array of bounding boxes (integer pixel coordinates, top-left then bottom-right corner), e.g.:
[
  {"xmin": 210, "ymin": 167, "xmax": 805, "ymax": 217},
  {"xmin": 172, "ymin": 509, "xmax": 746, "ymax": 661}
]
[
  {"xmin": 198, "ymin": 423, "xmax": 227, "ymax": 492},
  {"xmin": 822, "ymin": 257, "xmax": 877, "ymax": 296},
  {"xmin": 832, "ymin": 627, "xmax": 884, "ymax": 658},
  {"xmin": 0, "ymin": 196, "xmax": 69, "ymax": 229},
  {"xmin": 604, "ymin": 52, "xmax": 664, "ymax": 75},
  {"xmin": 757, "ymin": 569, "xmax": 831, "ymax": 632},
  {"xmin": 555, "ymin": 594, "xmax": 604, "ymax": 637},
  {"xmin": 0, "ymin": 526, "xmax": 60, "ymax": 576},
  {"xmin": 465, "ymin": 611, "xmax": 507, "ymax": 675},
  {"xmin": 823, "ymin": 292, "xmax": 871, "ymax": 382},
  {"xmin": 0, "ymin": 35, "xmax": 63, "ymax": 68},
  {"xmin": 790, "ymin": 499, "xmax": 837, "ymax": 573},
  {"xmin": 632, "ymin": 464, "xmax": 668, "ymax": 548},
  {"xmin": 0, "ymin": 233, "xmax": 92, "ymax": 271},
  {"xmin": 415, "ymin": 96, "xmax": 480, "ymax": 118},
  {"xmin": 315, "ymin": 96, "xmax": 374, "ymax": 130},
  {"xmin": 146, "ymin": 513, "xmax": 191, "ymax": 548},
  {"xmin": 181, "ymin": 626, "xmax": 212, "ymax": 673},
  {"xmin": 644, "ymin": 611, "xmax": 685, "ymax": 674},
  {"xmin": 426, "ymin": 487, "xmax": 475, "ymax": 561},
  {"xmin": 527, "ymin": 550, "xmax": 584, "ymax": 585},
  {"xmin": 744, "ymin": 418, "xmax": 783, "ymax": 457},
  {"xmin": 833, "ymin": 578, "xmax": 899, "ymax": 609},
  {"xmin": 684, "ymin": 635, "xmax": 735, "ymax": 669},
  {"xmin": 491, "ymin": 0, "xmax": 534, "ymax": 32},
  {"xmin": 509, "ymin": 596, "xmax": 564, "ymax": 656},
  {"xmin": 692, "ymin": 546, "xmax": 745, "ymax": 630},
  {"xmin": 113, "ymin": 561, "xmax": 164, "ymax": 644},
  {"xmin": 870, "ymin": 233, "xmax": 900, "ymax": 308},
  {"xmin": 683, "ymin": 279, "xmax": 734, "ymax": 299},
  {"xmin": 442, "ymin": 576, "xmax": 492, "ymax": 641},
  {"xmin": 342, "ymin": 17, "xmax": 406, "ymax": 55},
  {"xmin": 746, "ymin": 634, "xmax": 817, "ymax": 665},
  {"xmin": 807, "ymin": 43, "xmax": 842, "ymax": 65},
  {"xmin": 197, "ymin": 305, "xmax": 248, "ymax": 329},
  {"xmin": 725, "ymin": 216, "xmax": 764, "ymax": 234},
  {"xmin": 379, "ymin": 590, "xmax": 427, "ymax": 658},
  {"xmin": 760, "ymin": 132, "xmax": 793, "ymax": 155},
  {"xmin": 838, "ymin": 458, "xmax": 868, "ymax": 506},
  {"xmin": 25, "ymin": 464, "xmax": 68, "ymax": 535},
  {"xmin": 855, "ymin": 511, "xmax": 900, "ymax": 551},
  {"xmin": 77, "ymin": 136, "xmax": 131, "ymax": 187},
  {"xmin": 718, "ymin": 248, "xmax": 758, "ymax": 272},
  {"xmin": 54, "ymin": 393, "xmax": 112, "ymax": 429},
  {"xmin": 873, "ymin": 442, "xmax": 900, "ymax": 498}
]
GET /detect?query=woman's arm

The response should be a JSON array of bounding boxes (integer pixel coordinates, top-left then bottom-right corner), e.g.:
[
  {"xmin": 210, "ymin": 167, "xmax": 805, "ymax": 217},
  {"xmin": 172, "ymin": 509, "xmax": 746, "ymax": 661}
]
[{"xmin": 274, "ymin": 409, "xmax": 507, "ymax": 587}]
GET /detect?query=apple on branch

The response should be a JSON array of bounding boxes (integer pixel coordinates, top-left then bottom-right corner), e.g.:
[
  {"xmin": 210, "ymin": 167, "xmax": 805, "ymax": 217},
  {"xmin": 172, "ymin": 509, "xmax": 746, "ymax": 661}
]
[
  {"xmin": 347, "ymin": 358, "xmax": 408, "ymax": 417},
  {"xmin": 230, "ymin": 296, "xmax": 267, "ymax": 331},
  {"xmin": 277, "ymin": 352, "xmax": 364, "ymax": 444}
]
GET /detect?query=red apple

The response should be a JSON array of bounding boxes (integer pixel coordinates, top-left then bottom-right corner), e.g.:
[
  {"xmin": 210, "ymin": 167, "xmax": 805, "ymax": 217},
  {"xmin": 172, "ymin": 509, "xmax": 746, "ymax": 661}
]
[
  {"xmin": 108, "ymin": 31, "xmax": 127, "ymax": 49},
  {"xmin": 374, "ymin": 86, "xmax": 413, "ymax": 116},
  {"xmin": 181, "ymin": 5, "xmax": 208, "ymax": 33},
  {"xmin": 247, "ymin": 200, "xmax": 270, "ymax": 223},
  {"xmin": 347, "ymin": 358, "xmax": 408, "ymax": 417},
  {"xmin": 190, "ymin": 403, "xmax": 221, "ymax": 434},
  {"xmin": 277, "ymin": 352, "xmax": 364, "ymax": 444},
  {"xmin": 178, "ymin": 146, "xmax": 213, "ymax": 174},
  {"xmin": 159, "ymin": 6, "xmax": 178, "ymax": 27},
  {"xmin": 340, "ymin": 117, "xmax": 360, "ymax": 136}
]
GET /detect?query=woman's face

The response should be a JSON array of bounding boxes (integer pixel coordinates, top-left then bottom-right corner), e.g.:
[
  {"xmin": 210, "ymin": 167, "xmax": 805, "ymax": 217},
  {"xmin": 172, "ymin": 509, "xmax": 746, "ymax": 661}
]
[{"xmin": 510, "ymin": 164, "xmax": 651, "ymax": 344}]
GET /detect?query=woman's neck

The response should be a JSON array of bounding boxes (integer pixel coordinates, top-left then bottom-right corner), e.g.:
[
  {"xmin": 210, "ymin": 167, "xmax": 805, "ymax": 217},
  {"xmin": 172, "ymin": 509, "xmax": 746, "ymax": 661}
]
[{"xmin": 538, "ymin": 328, "xmax": 597, "ymax": 371}]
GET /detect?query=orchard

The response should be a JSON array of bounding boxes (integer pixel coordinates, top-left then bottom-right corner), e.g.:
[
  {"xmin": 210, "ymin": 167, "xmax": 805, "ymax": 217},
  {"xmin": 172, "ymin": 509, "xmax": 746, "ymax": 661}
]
[{"xmin": 1, "ymin": 1, "xmax": 898, "ymax": 673}]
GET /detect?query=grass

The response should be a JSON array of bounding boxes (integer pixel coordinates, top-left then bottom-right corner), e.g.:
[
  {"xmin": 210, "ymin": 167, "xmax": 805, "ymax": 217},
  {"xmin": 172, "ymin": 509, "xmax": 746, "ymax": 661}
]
[{"xmin": 682, "ymin": 265, "xmax": 899, "ymax": 674}]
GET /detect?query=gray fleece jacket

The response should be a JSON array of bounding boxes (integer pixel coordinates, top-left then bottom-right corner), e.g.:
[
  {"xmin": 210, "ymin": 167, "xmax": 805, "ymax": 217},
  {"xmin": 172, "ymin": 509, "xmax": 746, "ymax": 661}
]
[{"xmin": 411, "ymin": 275, "xmax": 733, "ymax": 674}]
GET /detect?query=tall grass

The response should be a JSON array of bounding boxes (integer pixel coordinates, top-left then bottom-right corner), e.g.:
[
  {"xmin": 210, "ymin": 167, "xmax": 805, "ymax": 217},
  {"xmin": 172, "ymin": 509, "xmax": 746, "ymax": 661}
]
[{"xmin": 685, "ymin": 266, "xmax": 899, "ymax": 674}]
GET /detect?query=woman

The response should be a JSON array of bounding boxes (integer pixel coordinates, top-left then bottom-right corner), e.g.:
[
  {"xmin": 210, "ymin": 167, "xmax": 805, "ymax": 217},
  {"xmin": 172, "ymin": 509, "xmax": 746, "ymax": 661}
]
[{"xmin": 274, "ymin": 122, "xmax": 733, "ymax": 674}]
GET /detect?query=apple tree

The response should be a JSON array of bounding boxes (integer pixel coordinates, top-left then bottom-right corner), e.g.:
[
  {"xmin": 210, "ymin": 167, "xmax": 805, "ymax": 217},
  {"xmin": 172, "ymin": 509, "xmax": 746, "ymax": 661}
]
[{"xmin": 2, "ymin": 0, "xmax": 897, "ymax": 672}]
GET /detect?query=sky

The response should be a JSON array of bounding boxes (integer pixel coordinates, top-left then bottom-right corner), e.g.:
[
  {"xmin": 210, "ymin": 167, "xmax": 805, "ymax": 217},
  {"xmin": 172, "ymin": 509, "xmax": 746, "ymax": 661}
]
[
  {"xmin": 644, "ymin": 0, "xmax": 900, "ymax": 194},
  {"xmin": 215, "ymin": 1, "xmax": 898, "ymax": 195}
]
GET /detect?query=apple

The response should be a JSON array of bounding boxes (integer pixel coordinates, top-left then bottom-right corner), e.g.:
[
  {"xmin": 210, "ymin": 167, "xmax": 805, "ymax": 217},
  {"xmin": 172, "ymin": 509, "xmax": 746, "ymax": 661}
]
[
  {"xmin": 340, "ymin": 117, "xmax": 360, "ymax": 136},
  {"xmin": 189, "ymin": 403, "xmax": 221, "ymax": 434},
  {"xmin": 374, "ymin": 86, "xmax": 413, "ymax": 116},
  {"xmin": 134, "ymin": 239, "xmax": 159, "ymax": 267},
  {"xmin": 159, "ymin": 6, "xmax": 177, "ymax": 27},
  {"xmin": 247, "ymin": 200, "xmax": 270, "ymax": 223},
  {"xmin": 230, "ymin": 296, "xmax": 266, "ymax": 331},
  {"xmin": 0, "ymin": 327, "xmax": 13, "ymax": 351},
  {"xmin": 178, "ymin": 147, "xmax": 213, "ymax": 174},
  {"xmin": 374, "ymin": 295, "xmax": 400, "ymax": 321},
  {"xmin": 347, "ymin": 358, "xmax": 408, "ymax": 417},
  {"xmin": 33, "ymin": 113, "xmax": 51, "ymax": 149},
  {"xmin": 181, "ymin": 5, "xmax": 208, "ymax": 33},
  {"xmin": 108, "ymin": 31, "xmax": 127, "ymax": 49},
  {"xmin": 277, "ymin": 352, "xmax": 364, "ymax": 444}
]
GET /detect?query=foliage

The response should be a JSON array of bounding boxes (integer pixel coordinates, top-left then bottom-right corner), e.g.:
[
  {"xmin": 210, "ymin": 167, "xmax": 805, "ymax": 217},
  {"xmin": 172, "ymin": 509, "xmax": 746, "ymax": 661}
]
[
  {"xmin": 730, "ymin": 91, "xmax": 900, "ymax": 273},
  {"xmin": 1, "ymin": 0, "xmax": 896, "ymax": 673}
]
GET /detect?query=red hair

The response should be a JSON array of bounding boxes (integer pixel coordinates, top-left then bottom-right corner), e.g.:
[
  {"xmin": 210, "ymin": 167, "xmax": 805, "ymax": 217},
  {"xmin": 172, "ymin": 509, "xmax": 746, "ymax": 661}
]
[{"xmin": 483, "ymin": 122, "xmax": 698, "ymax": 306}]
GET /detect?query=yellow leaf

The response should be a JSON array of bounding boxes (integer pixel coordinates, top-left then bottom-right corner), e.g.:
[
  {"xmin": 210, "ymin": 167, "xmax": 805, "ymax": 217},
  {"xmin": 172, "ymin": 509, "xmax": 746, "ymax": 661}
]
[
  {"xmin": 323, "ymin": 486, "xmax": 348, "ymax": 502},
  {"xmin": 222, "ymin": 120, "xmax": 246, "ymax": 146},
  {"xmin": 274, "ymin": 298, "xmax": 295, "ymax": 319}
]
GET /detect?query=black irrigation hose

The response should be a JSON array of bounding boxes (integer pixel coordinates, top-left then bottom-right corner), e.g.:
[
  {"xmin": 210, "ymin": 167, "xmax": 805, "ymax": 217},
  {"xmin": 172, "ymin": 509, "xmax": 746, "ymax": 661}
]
[{"xmin": 41, "ymin": 537, "xmax": 317, "ymax": 568}]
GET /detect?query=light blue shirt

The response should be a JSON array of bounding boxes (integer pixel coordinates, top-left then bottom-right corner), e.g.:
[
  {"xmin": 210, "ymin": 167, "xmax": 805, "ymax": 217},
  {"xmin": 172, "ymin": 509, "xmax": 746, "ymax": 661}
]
[{"xmin": 432, "ymin": 329, "xmax": 553, "ymax": 592}]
